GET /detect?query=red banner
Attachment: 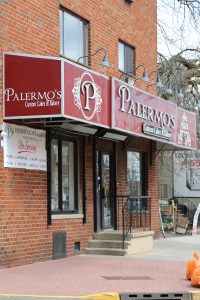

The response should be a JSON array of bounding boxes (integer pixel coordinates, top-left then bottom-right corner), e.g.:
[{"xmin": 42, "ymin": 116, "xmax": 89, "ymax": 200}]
[
  {"xmin": 112, "ymin": 78, "xmax": 196, "ymax": 149},
  {"xmin": 4, "ymin": 54, "xmax": 111, "ymax": 128},
  {"xmin": 3, "ymin": 54, "xmax": 197, "ymax": 150},
  {"xmin": 64, "ymin": 61, "xmax": 110, "ymax": 127},
  {"xmin": 4, "ymin": 54, "xmax": 62, "ymax": 118},
  {"xmin": 176, "ymin": 107, "xmax": 196, "ymax": 149}
]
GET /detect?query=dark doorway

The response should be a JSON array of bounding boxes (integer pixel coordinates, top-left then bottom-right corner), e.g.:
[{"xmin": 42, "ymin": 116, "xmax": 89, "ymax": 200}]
[{"xmin": 95, "ymin": 150, "xmax": 115, "ymax": 231}]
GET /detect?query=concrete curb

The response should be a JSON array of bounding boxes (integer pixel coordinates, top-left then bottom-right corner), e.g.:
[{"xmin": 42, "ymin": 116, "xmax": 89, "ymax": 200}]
[
  {"xmin": 191, "ymin": 292, "xmax": 200, "ymax": 300},
  {"xmin": 1, "ymin": 292, "xmax": 200, "ymax": 300},
  {"xmin": 120, "ymin": 292, "xmax": 192, "ymax": 300}
]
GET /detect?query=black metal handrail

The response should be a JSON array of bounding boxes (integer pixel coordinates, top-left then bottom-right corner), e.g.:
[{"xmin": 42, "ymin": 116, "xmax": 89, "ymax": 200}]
[{"xmin": 122, "ymin": 196, "xmax": 151, "ymax": 248}]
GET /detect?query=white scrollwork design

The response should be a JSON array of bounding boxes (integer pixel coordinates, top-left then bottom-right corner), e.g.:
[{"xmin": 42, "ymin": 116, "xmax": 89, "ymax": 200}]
[{"xmin": 72, "ymin": 71, "xmax": 102, "ymax": 121}]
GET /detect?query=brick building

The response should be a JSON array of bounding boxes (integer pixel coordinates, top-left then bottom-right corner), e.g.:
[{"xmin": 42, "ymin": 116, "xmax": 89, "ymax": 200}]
[{"xmin": 0, "ymin": 0, "xmax": 196, "ymax": 267}]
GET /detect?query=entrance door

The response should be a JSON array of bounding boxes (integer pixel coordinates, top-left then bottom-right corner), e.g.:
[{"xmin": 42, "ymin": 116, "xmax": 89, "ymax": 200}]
[{"xmin": 96, "ymin": 151, "xmax": 115, "ymax": 230}]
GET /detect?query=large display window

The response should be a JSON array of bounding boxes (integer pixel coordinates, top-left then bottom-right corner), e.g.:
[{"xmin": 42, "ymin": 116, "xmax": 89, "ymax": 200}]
[
  {"xmin": 49, "ymin": 137, "xmax": 78, "ymax": 213},
  {"xmin": 127, "ymin": 151, "xmax": 142, "ymax": 196}
]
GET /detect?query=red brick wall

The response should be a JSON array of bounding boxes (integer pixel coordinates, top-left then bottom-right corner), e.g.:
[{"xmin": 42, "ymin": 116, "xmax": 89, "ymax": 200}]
[{"xmin": 0, "ymin": 0, "xmax": 158, "ymax": 267}]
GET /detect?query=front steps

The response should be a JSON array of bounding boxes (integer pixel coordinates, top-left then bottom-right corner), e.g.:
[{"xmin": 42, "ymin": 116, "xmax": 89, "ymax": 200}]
[{"xmin": 85, "ymin": 230, "xmax": 154, "ymax": 256}]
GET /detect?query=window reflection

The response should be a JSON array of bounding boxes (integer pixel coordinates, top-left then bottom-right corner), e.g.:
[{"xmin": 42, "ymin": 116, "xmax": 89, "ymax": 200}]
[
  {"xmin": 51, "ymin": 139, "xmax": 58, "ymax": 211},
  {"xmin": 60, "ymin": 9, "xmax": 88, "ymax": 64},
  {"xmin": 118, "ymin": 41, "xmax": 135, "ymax": 73},
  {"xmin": 51, "ymin": 139, "xmax": 75, "ymax": 213},
  {"xmin": 127, "ymin": 151, "xmax": 142, "ymax": 196},
  {"xmin": 62, "ymin": 141, "xmax": 74, "ymax": 211}
]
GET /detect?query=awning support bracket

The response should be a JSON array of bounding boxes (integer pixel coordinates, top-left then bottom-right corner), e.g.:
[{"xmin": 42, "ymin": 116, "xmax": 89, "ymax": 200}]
[
  {"xmin": 123, "ymin": 136, "xmax": 137, "ymax": 150},
  {"xmin": 151, "ymin": 143, "xmax": 167, "ymax": 163},
  {"xmin": 94, "ymin": 128, "xmax": 107, "ymax": 139}
]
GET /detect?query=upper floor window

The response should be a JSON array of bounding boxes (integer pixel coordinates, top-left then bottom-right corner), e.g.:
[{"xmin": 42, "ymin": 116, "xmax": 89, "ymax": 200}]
[
  {"xmin": 60, "ymin": 8, "xmax": 88, "ymax": 64},
  {"xmin": 118, "ymin": 41, "xmax": 135, "ymax": 73}
]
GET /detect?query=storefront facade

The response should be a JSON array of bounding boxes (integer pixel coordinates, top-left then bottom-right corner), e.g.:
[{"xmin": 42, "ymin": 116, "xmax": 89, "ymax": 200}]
[{"xmin": 0, "ymin": 0, "xmax": 196, "ymax": 267}]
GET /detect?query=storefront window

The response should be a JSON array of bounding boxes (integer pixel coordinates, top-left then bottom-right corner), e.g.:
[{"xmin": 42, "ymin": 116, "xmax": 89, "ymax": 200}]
[
  {"xmin": 50, "ymin": 138, "xmax": 77, "ymax": 213},
  {"xmin": 60, "ymin": 8, "xmax": 88, "ymax": 65},
  {"xmin": 51, "ymin": 139, "xmax": 59, "ymax": 211},
  {"xmin": 127, "ymin": 151, "xmax": 142, "ymax": 196}
]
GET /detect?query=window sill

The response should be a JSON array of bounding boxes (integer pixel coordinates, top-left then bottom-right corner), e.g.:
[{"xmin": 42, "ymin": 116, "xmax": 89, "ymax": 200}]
[{"xmin": 52, "ymin": 213, "xmax": 84, "ymax": 220}]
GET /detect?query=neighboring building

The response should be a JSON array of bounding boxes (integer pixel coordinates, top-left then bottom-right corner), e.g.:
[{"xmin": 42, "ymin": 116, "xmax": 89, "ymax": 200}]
[
  {"xmin": 159, "ymin": 149, "xmax": 200, "ymax": 224},
  {"xmin": 0, "ymin": 1, "xmax": 196, "ymax": 267}
]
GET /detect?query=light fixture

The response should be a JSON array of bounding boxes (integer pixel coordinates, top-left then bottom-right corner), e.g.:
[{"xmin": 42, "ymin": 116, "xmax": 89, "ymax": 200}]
[
  {"xmin": 148, "ymin": 70, "xmax": 163, "ymax": 88},
  {"xmin": 134, "ymin": 64, "xmax": 149, "ymax": 82},
  {"xmin": 165, "ymin": 82, "xmax": 173, "ymax": 95},
  {"xmin": 119, "ymin": 64, "xmax": 149, "ymax": 84},
  {"xmin": 77, "ymin": 47, "xmax": 109, "ymax": 67},
  {"xmin": 177, "ymin": 86, "xmax": 184, "ymax": 98},
  {"xmin": 195, "ymin": 100, "xmax": 200, "ymax": 111},
  {"xmin": 61, "ymin": 123, "xmax": 98, "ymax": 135},
  {"xmin": 102, "ymin": 132, "xmax": 127, "ymax": 141}
]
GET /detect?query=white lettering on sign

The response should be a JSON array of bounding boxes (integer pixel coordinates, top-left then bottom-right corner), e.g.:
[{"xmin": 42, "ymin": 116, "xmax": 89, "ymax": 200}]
[
  {"xmin": 3, "ymin": 123, "xmax": 46, "ymax": 171},
  {"xmin": 4, "ymin": 88, "xmax": 61, "ymax": 102},
  {"xmin": 72, "ymin": 71, "xmax": 102, "ymax": 121},
  {"xmin": 118, "ymin": 85, "xmax": 176, "ymax": 129},
  {"xmin": 4, "ymin": 88, "xmax": 61, "ymax": 109},
  {"xmin": 143, "ymin": 123, "xmax": 172, "ymax": 140},
  {"xmin": 177, "ymin": 113, "xmax": 191, "ymax": 147},
  {"xmin": 81, "ymin": 81, "xmax": 97, "ymax": 111}
]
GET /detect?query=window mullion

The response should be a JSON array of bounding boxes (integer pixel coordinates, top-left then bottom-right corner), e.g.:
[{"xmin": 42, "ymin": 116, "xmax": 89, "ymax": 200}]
[{"xmin": 58, "ymin": 140, "xmax": 63, "ymax": 211}]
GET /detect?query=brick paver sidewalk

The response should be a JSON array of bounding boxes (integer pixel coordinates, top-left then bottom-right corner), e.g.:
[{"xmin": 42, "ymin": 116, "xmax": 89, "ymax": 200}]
[{"xmin": 0, "ymin": 255, "xmax": 197, "ymax": 297}]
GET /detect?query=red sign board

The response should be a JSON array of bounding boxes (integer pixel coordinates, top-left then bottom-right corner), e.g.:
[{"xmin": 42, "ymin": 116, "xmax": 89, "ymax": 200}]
[
  {"xmin": 63, "ymin": 61, "xmax": 110, "ymax": 127},
  {"xmin": 112, "ymin": 79, "xmax": 177, "ymax": 143},
  {"xmin": 176, "ymin": 107, "xmax": 196, "ymax": 149},
  {"xmin": 4, "ymin": 54, "xmax": 62, "ymax": 118},
  {"xmin": 3, "ymin": 53, "xmax": 197, "ymax": 150},
  {"xmin": 112, "ymin": 78, "xmax": 196, "ymax": 149},
  {"xmin": 4, "ymin": 53, "xmax": 111, "ymax": 128}
]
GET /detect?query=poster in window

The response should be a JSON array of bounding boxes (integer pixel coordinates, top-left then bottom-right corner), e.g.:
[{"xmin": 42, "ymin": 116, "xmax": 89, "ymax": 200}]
[
  {"xmin": 173, "ymin": 150, "xmax": 200, "ymax": 197},
  {"xmin": 3, "ymin": 122, "xmax": 46, "ymax": 171}
]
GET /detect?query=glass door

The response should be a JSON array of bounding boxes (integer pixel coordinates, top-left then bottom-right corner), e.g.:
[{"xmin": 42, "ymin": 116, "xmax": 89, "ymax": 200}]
[{"xmin": 96, "ymin": 151, "xmax": 114, "ymax": 230}]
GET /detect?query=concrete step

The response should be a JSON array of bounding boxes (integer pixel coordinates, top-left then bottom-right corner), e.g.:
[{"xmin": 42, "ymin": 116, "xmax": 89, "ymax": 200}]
[
  {"xmin": 85, "ymin": 247, "xmax": 126, "ymax": 256},
  {"xmin": 88, "ymin": 239, "xmax": 130, "ymax": 249},
  {"xmin": 93, "ymin": 231, "xmax": 131, "ymax": 241}
]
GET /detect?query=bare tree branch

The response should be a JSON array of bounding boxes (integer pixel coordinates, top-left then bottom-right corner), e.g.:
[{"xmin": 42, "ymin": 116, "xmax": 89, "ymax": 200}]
[{"xmin": 157, "ymin": 49, "xmax": 200, "ymax": 112}]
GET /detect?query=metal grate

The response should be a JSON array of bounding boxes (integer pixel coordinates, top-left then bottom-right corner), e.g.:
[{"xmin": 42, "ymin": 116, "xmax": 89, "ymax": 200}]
[
  {"xmin": 52, "ymin": 232, "xmax": 66, "ymax": 260},
  {"xmin": 103, "ymin": 276, "xmax": 154, "ymax": 280},
  {"xmin": 120, "ymin": 292, "xmax": 191, "ymax": 300}
]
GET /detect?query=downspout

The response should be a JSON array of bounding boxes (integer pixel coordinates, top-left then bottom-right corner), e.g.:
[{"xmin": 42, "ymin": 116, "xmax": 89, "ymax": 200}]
[
  {"xmin": 46, "ymin": 128, "xmax": 52, "ymax": 226},
  {"xmin": 83, "ymin": 136, "xmax": 87, "ymax": 224},
  {"xmin": 93, "ymin": 136, "xmax": 97, "ymax": 232}
]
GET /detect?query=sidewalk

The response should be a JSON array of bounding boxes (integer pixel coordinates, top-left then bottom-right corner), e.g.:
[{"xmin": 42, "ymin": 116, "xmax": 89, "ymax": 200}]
[{"xmin": 0, "ymin": 235, "xmax": 200, "ymax": 298}]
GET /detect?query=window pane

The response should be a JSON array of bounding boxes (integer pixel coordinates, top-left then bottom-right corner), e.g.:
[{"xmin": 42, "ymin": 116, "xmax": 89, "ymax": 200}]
[
  {"xmin": 119, "ymin": 41, "xmax": 134, "ymax": 73},
  {"xmin": 62, "ymin": 141, "xmax": 74, "ymax": 211},
  {"xmin": 127, "ymin": 151, "xmax": 142, "ymax": 196},
  {"xmin": 118, "ymin": 42, "xmax": 124, "ymax": 71},
  {"xmin": 51, "ymin": 139, "xmax": 59, "ymax": 211},
  {"xmin": 124, "ymin": 44, "xmax": 134, "ymax": 73},
  {"xmin": 63, "ymin": 11, "xmax": 85, "ymax": 61}
]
